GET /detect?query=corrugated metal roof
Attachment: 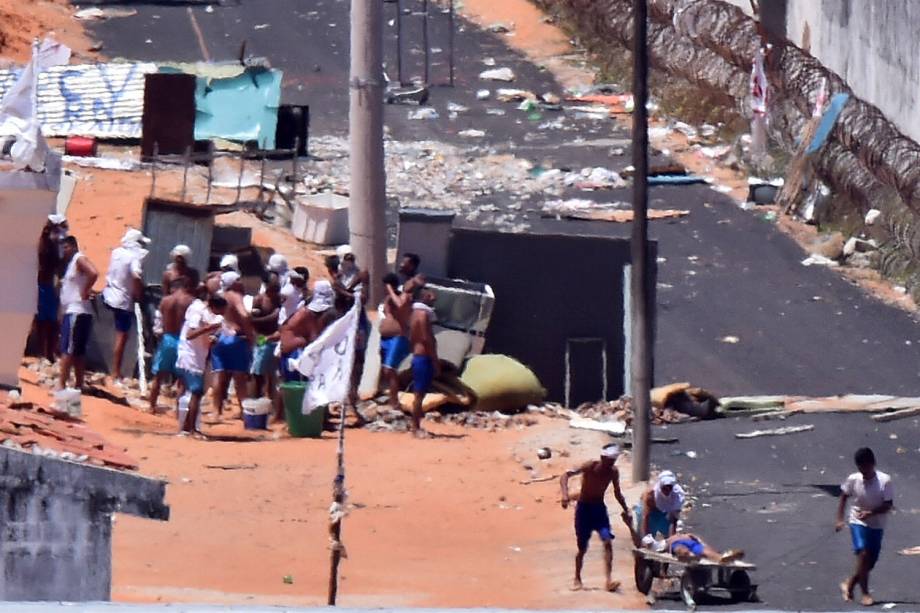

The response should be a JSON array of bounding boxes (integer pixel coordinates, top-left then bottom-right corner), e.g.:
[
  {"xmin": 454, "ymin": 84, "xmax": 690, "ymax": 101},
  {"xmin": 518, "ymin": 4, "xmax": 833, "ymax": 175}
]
[{"xmin": 0, "ymin": 62, "xmax": 158, "ymax": 138}]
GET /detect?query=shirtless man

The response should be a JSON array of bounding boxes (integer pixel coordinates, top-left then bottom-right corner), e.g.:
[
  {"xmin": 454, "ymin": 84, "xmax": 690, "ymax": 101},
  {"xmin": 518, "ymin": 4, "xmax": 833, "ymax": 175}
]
[
  {"xmin": 279, "ymin": 280, "xmax": 336, "ymax": 382},
  {"xmin": 250, "ymin": 276, "xmax": 282, "ymax": 412},
  {"xmin": 162, "ymin": 245, "xmax": 194, "ymax": 295},
  {"xmin": 205, "ymin": 253, "xmax": 240, "ymax": 296},
  {"xmin": 149, "ymin": 278, "xmax": 195, "ymax": 412},
  {"xmin": 408, "ymin": 289, "xmax": 439, "ymax": 435},
  {"xmin": 560, "ymin": 445, "xmax": 631, "ymax": 592},
  {"xmin": 379, "ymin": 273, "xmax": 416, "ymax": 408},
  {"xmin": 210, "ymin": 271, "xmax": 256, "ymax": 417}
]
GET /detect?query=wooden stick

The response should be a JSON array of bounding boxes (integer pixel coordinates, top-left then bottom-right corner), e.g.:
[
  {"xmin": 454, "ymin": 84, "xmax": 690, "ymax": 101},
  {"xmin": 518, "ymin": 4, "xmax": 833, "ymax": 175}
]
[
  {"xmin": 134, "ymin": 303, "xmax": 147, "ymax": 396},
  {"xmin": 872, "ymin": 407, "xmax": 920, "ymax": 423},
  {"xmin": 327, "ymin": 404, "xmax": 347, "ymax": 605},
  {"xmin": 519, "ymin": 474, "xmax": 560, "ymax": 485}
]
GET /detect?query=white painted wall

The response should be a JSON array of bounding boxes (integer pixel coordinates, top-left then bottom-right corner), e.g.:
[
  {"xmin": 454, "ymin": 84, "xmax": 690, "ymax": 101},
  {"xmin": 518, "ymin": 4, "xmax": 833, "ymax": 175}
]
[{"xmin": 0, "ymin": 155, "xmax": 60, "ymax": 388}]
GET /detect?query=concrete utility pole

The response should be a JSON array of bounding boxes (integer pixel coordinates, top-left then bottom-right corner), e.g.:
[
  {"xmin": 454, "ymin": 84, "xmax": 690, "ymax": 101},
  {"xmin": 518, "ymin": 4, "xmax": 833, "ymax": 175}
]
[
  {"xmin": 349, "ymin": 0, "xmax": 388, "ymax": 307},
  {"xmin": 630, "ymin": 0, "xmax": 652, "ymax": 484}
]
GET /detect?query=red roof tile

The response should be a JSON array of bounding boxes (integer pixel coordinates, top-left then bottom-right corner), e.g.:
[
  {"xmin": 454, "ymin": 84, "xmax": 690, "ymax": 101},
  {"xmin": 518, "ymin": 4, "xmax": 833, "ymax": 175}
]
[{"xmin": 0, "ymin": 400, "xmax": 138, "ymax": 471}]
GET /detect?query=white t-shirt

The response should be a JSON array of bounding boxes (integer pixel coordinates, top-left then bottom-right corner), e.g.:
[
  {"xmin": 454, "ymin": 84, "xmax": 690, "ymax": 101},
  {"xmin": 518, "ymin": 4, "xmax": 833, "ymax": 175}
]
[
  {"xmin": 841, "ymin": 470, "xmax": 894, "ymax": 530},
  {"xmin": 278, "ymin": 278, "xmax": 304, "ymax": 324},
  {"xmin": 102, "ymin": 246, "xmax": 145, "ymax": 311},
  {"xmin": 61, "ymin": 253, "xmax": 93, "ymax": 315},
  {"xmin": 176, "ymin": 300, "xmax": 223, "ymax": 374}
]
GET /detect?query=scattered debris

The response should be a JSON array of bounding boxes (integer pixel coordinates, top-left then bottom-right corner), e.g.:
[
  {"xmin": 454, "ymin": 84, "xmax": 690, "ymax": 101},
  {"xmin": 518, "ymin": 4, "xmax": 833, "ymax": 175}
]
[
  {"xmin": 458, "ymin": 129, "xmax": 486, "ymax": 138},
  {"xmin": 720, "ymin": 335, "xmax": 740, "ymax": 344},
  {"xmin": 479, "ymin": 67, "xmax": 516, "ymax": 82},
  {"xmin": 407, "ymin": 108, "xmax": 439, "ymax": 121},
  {"xmin": 801, "ymin": 254, "xmax": 839, "ymax": 268},
  {"xmin": 537, "ymin": 447, "xmax": 552, "ymax": 460},
  {"xmin": 487, "ymin": 22, "xmax": 514, "ymax": 33},
  {"xmin": 898, "ymin": 546, "xmax": 920, "ymax": 556},
  {"xmin": 520, "ymin": 475, "xmax": 559, "ymax": 485},
  {"xmin": 569, "ymin": 416, "xmax": 627, "ymax": 436},
  {"xmin": 735, "ymin": 424, "xmax": 815, "ymax": 439},
  {"xmin": 476, "ymin": 89, "xmax": 491, "ymax": 100},
  {"xmin": 865, "ymin": 209, "xmax": 882, "ymax": 225},
  {"xmin": 871, "ymin": 407, "xmax": 920, "ymax": 423},
  {"xmin": 74, "ymin": 7, "xmax": 138, "ymax": 20},
  {"xmin": 204, "ymin": 463, "xmax": 259, "ymax": 471}
]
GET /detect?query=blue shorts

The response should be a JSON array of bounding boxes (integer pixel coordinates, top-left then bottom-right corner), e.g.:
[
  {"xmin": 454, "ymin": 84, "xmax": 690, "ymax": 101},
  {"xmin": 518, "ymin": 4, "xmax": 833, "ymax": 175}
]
[
  {"xmin": 850, "ymin": 524, "xmax": 884, "ymax": 569},
  {"xmin": 280, "ymin": 348, "xmax": 305, "ymax": 382},
  {"xmin": 177, "ymin": 368, "xmax": 205, "ymax": 395},
  {"xmin": 251, "ymin": 341, "xmax": 279, "ymax": 376},
  {"xmin": 380, "ymin": 336, "xmax": 410, "ymax": 370},
  {"xmin": 152, "ymin": 333, "xmax": 179, "ymax": 376},
  {"xmin": 575, "ymin": 502, "xmax": 612, "ymax": 550},
  {"xmin": 36, "ymin": 283, "xmax": 59, "ymax": 322},
  {"xmin": 61, "ymin": 313, "xmax": 92, "ymax": 357},
  {"xmin": 210, "ymin": 333, "xmax": 251, "ymax": 373},
  {"xmin": 671, "ymin": 538, "xmax": 705, "ymax": 558},
  {"xmin": 411, "ymin": 354, "xmax": 434, "ymax": 394},
  {"xmin": 107, "ymin": 304, "xmax": 134, "ymax": 333},
  {"xmin": 635, "ymin": 504, "xmax": 673, "ymax": 538}
]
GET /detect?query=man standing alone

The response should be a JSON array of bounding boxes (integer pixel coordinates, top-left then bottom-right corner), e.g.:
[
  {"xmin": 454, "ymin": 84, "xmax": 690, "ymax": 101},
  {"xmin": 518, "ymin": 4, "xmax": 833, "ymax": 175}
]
[
  {"xmin": 836, "ymin": 447, "xmax": 894, "ymax": 606},
  {"xmin": 102, "ymin": 228, "xmax": 150, "ymax": 382},
  {"xmin": 58, "ymin": 237, "xmax": 98, "ymax": 390},
  {"xmin": 408, "ymin": 289, "xmax": 439, "ymax": 436}
]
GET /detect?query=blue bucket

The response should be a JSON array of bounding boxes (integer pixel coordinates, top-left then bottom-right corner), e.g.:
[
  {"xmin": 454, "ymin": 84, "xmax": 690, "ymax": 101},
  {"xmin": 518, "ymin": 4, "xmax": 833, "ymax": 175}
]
[{"xmin": 243, "ymin": 412, "xmax": 269, "ymax": 430}]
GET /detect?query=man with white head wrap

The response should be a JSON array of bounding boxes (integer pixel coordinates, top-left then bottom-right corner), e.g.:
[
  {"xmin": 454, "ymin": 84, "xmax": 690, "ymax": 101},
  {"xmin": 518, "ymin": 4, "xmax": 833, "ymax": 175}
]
[
  {"xmin": 210, "ymin": 270, "xmax": 255, "ymax": 418},
  {"xmin": 637, "ymin": 470, "xmax": 686, "ymax": 539},
  {"xmin": 102, "ymin": 228, "xmax": 150, "ymax": 381},
  {"xmin": 278, "ymin": 280, "xmax": 336, "ymax": 383},
  {"xmin": 559, "ymin": 444, "xmax": 632, "ymax": 592},
  {"xmin": 162, "ymin": 244, "xmax": 195, "ymax": 296}
]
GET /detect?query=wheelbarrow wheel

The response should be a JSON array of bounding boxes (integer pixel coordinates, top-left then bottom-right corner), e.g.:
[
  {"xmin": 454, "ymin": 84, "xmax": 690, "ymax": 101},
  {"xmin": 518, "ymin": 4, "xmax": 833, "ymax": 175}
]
[
  {"xmin": 680, "ymin": 569, "xmax": 706, "ymax": 607},
  {"xmin": 728, "ymin": 569, "xmax": 754, "ymax": 603},
  {"xmin": 634, "ymin": 556, "xmax": 654, "ymax": 595}
]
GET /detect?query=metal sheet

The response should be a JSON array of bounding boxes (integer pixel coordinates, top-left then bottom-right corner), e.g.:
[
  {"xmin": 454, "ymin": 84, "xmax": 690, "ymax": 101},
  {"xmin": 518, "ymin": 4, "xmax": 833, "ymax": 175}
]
[
  {"xmin": 141, "ymin": 198, "xmax": 216, "ymax": 286},
  {"xmin": 0, "ymin": 63, "xmax": 158, "ymax": 138},
  {"xmin": 192, "ymin": 68, "xmax": 282, "ymax": 148}
]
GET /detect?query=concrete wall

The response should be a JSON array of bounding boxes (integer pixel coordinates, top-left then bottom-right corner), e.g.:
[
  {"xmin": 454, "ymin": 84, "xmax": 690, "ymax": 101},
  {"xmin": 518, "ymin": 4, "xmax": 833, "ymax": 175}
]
[
  {"xmin": 722, "ymin": 0, "xmax": 920, "ymax": 143},
  {"xmin": 0, "ymin": 447, "xmax": 168, "ymax": 601}
]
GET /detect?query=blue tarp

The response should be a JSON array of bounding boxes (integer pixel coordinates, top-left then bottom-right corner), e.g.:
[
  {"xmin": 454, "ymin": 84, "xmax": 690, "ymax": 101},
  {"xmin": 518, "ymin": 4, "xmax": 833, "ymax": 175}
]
[
  {"xmin": 161, "ymin": 65, "xmax": 282, "ymax": 148},
  {"xmin": 806, "ymin": 93, "xmax": 850, "ymax": 155}
]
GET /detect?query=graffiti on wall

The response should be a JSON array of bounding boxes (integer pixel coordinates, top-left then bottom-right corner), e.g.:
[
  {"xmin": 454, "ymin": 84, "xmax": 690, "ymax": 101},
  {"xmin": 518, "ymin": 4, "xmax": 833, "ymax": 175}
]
[{"xmin": 0, "ymin": 63, "xmax": 158, "ymax": 138}]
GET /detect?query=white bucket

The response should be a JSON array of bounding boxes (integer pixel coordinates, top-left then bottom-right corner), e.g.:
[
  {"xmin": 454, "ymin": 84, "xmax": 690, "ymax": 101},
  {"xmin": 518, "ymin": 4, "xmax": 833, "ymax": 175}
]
[
  {"xmin": 242, "ymin": 398, "xmax": 272, "ymax": 416},
  {"xmin": 54, "ymin": 388, "xmax": 82, "ymax": 418},
  {"xmin": 176, "ymin": 392, "xmax": 201, "ymax": 431}
]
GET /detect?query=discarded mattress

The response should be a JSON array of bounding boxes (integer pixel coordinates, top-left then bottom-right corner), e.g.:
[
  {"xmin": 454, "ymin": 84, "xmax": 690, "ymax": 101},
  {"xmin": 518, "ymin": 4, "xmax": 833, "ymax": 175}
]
[{"xmin": 460, "ymin": 354, "xmax": 545, "ymax": 413}]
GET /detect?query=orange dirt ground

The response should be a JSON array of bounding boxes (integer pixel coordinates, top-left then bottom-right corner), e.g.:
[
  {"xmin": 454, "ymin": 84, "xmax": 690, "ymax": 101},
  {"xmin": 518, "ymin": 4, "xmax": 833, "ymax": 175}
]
[{"xmin": 0, "ymin": 0, "xmax": 98, "ymax": 64}]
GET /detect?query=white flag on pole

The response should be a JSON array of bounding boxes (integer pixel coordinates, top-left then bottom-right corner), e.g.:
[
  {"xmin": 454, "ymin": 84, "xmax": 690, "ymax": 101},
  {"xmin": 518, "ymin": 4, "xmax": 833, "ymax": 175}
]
[
  {"xmin": 294, "ymin": 296, "xmax": 360, "ymax": 415},
  {"xmin": 0, "ymin": 37, "xmax": 70, "ymax": 170}
]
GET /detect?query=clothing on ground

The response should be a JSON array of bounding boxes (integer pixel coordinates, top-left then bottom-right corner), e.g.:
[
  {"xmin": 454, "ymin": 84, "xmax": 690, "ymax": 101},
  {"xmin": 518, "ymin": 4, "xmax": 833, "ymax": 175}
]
[
  {"xmin": 152, "ymin": 333, "xmax": 180, "ymax": 376},
  {"xmin": 841, "ymin": 470, "xmax": 893, "ymax": 529},
  {"xmin": 575, "ymin": 501, "xmax": 613, "ymax": 550},
  {"xmin": 380, "ymin": 335, "xmax": 410, "ymax": 370},
  {"xmin": 61, "ymin": 313, "xmax": 92, "ymax": 357}
]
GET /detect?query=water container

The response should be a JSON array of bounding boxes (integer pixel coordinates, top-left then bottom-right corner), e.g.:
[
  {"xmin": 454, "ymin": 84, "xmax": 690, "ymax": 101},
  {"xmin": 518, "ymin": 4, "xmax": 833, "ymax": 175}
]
[
  {"xmin": 54, "ymin": 388, "xmax": 82, "ymax": 418},
  {"xmin": 176, "ymin": 392, "xmax": 201, "ymax": 431},
  {"xmin": 242, "ymin": 398, "xmax": 272, "ymax": 416}
]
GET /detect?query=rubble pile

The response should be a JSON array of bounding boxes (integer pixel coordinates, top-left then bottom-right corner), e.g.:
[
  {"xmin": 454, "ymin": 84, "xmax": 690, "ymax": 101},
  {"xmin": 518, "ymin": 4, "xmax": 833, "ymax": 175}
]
[
  {"xmin": 561, "ymin": 395, "xmax": 694, "ymax": 426},
  {"xmin": 359, "ymin": 401, "xmax": 542, "ymax": 432}
]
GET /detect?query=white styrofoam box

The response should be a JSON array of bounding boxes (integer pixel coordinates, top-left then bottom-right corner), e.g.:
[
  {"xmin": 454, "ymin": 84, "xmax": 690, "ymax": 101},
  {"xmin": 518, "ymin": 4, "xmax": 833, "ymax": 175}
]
[{"xmin": 291, "ymin": 192, "xmax": 350, "ymax": 245}]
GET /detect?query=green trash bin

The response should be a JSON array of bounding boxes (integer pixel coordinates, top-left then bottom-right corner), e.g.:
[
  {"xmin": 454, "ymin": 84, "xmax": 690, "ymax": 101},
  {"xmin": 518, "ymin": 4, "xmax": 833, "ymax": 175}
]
[{"xmin": 280, "ymin": 382, "xmax": 325, "ymax": 438}]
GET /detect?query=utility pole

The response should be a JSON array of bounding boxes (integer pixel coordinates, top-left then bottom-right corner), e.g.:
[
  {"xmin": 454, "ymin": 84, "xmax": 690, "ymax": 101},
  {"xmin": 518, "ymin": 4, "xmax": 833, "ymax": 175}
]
[
  {"xmin": 349, "ymin": 0, "xmax": 387, "ymax": 306},
  {"xmin": 630, "ymin": 0, "xmax": 652, "ymax": 485}
]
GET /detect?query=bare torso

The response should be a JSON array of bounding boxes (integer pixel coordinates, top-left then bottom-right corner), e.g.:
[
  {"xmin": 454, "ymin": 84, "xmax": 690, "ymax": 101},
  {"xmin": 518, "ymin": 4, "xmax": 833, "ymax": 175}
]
[
  {"xmin": 577, "ymin": 461, "xmax": 616, "ymax": 503},
  {"xmin": 160, "ymin": 290, "xmax": 194, "ymax": 335},
  {"xmin": 223, "ymin": 290, "xmax": 253, "ymax": 338},
  {"xmin": 380, "ymin": 293, "xmax": 411, "ymax": 338},
  {"xmin": 409, "ymin": 308, "xmax": 435, "ymax": 356},
  {"xmin": 252, "ymin": 292, "xmax": 281, "ymax": 336}
]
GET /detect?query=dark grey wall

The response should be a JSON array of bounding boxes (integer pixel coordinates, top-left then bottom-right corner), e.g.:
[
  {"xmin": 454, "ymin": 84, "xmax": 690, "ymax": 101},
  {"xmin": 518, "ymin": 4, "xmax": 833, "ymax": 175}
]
[{"xmin": 449, "ymin": 228, "xmax": 655, "ymax": 405}]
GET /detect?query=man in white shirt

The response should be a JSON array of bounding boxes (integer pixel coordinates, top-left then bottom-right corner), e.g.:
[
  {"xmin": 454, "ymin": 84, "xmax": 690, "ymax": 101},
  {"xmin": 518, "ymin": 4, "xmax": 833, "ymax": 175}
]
[
  {"xmin": 58, "ymin": 236, "xmax": 98, "ymax": 390},
  {"xmin": 175, "ymin": 292, "xmax": 226, "ymax": 434},
  {"xmin": 835, "ymin": 447, "xmax": 894, "ymax": 606},
  {"xmin": 101, "ymin": 228, "xmax": 150, "ymax": 381}
]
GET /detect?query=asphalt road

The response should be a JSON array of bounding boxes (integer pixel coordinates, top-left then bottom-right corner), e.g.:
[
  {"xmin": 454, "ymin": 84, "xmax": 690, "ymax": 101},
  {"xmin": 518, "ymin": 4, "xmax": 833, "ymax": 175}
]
[
  {"xmin": 651, "ymin": 413, "xmax": 920, "ymax": 610},
  {"xmin": 85, "ymin": 2, "xmax": 920, "ymax": 610}
]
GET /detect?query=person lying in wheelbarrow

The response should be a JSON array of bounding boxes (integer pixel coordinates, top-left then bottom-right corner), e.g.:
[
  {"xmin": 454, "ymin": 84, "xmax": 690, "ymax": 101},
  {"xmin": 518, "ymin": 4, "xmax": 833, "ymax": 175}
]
[{"xmin": 641, "ymin": 533, "xmax": 745, "ymax": 564}]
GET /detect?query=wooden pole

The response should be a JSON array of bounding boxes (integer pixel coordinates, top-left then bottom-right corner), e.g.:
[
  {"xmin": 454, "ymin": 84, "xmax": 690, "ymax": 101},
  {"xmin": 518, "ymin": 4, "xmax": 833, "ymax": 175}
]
[
  {"xmin": 150, "ymin": 142, "xmax": 159, "ymax": 198},
  {"xmin": 630, "ymin": 0, "xmax": 652, "ymax": 484},
  {"xmin": 327, "ymin": 403, "xmax": 347, "ymax": 605},
  {"xmin": 180, "ymin": 146, "xmax": 191, "ymax": 202},
  {"xmin": 422, "ymin": 0, "xmax": 430, "ymax": 85},
  {"xmin": 396, "ymin": 0, "xmax": 405, "ymax": 85},
  {"xmin": 349, "ymin": 0, "xmax": 388, "ymax": 307},
  {"xmin": 235, "ymin": 151, "xmax": 245, "ymax": 204}
]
